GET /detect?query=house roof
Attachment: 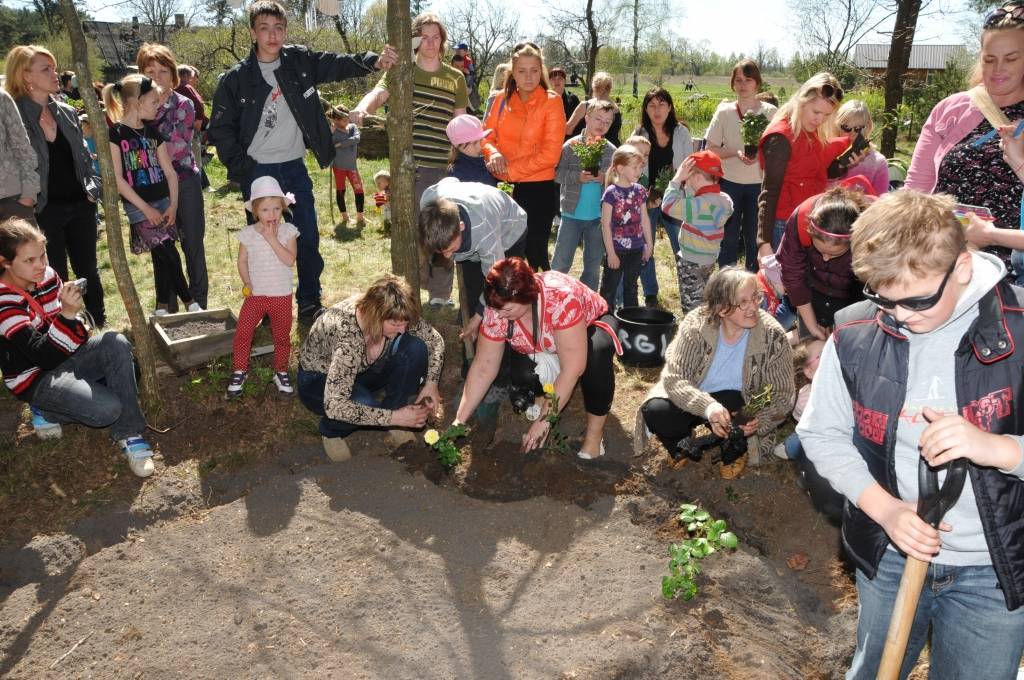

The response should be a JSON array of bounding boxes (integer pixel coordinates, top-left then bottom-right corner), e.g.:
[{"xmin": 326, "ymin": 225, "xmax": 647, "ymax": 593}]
[{"xmin": 853, "ymin": 43, "xmax": 968, "ymax": 70}]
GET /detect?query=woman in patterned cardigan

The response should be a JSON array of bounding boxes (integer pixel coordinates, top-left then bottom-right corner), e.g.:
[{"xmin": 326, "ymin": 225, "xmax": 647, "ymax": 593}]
[
  {"xmin": 636, "ymin": 267, "xmax": 794, "ymax": 477},
  {"xmin": 297, "ymin": 275, "xmax": 444, "ymax": 462}
]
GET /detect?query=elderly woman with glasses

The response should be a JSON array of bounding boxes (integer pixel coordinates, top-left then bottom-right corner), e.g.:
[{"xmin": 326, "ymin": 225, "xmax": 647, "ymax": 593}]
[
  {"xmin": 636, "ymin": 267, "xmax": 794, "ymax": 478},
  {"xmin": 756, "ymin": 72, "xmax": 861, "ymax": 262},
  {"xmin": 908, "ymin": 1, "xmax": 1024, "ymax": 282}
]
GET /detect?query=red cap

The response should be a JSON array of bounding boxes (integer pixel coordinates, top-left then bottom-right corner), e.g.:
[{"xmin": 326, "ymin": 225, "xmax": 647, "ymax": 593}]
[{"xmin": 688, "ymin": 150, "xmax": 724, "ymax": 178}]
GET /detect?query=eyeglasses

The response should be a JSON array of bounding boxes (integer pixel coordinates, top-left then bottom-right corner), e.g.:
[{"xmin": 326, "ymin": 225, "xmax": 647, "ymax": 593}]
[
  {"xmin": 734, "ymin": 291, "xmax": 764, "ymax": 310},
  {"xmin": 985, "ymin": 3, "xmax": 1024, "ymax": 28},
  {"xmin": 862, "ymin": 261, "xmax": 956, "ymax": 312},
  {"xmin": 818, "ymin": 83, "xmax": 843, "ymax": 102},
  {"xmin": 840, "ymin": 124, "xmax": 865, "ymax": 134}
]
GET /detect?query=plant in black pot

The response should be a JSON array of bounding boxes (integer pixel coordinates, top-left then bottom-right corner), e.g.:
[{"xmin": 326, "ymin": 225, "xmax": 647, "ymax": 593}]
[
  {"xmin": 570, "ymin": 136, "xmax": 606, "ymax": 176},
  {"xmin": 740, "ymin": 110, "xmax": 769, "ymax": 159}
]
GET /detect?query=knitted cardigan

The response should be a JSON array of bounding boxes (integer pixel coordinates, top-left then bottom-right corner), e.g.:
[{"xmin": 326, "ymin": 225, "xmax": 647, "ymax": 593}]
[{"xmin": 634, "ymin": 306, "xmax": 794, "ymax": 463}]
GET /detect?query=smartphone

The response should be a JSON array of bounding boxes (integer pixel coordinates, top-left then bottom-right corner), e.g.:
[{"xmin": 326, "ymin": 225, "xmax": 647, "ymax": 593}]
[
  {"xmin": 836, "ymin": 132, "xmax": 871, "ymax": 166},
  {"xmin": 953, "ymin": 203, "xmax": 995, "ymax": 227},
  {"xmin": 71, "ymin": 277, "xmax": 87, "ymax": 294}
]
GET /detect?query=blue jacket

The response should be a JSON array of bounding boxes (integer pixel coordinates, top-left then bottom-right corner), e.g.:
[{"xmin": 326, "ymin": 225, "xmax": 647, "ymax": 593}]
[{"xmin": 448, "ymin": 152, "xmax": 497, "ymax": 186}]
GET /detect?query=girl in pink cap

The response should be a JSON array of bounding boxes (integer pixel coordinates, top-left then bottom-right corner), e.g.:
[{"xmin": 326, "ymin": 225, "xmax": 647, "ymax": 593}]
[
  {"xmin": 445, "ymin": 114, "xmax": 498, "ymax": 186},
  {"xmin": 228, "ymin": 175, "xmax": 299, "ymax": 397}
]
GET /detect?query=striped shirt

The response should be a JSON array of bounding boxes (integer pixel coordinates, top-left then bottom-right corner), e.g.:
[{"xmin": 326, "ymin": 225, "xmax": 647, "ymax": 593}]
[
  {"xmin": 662, "ymin": 182, "xmax": 734, "ymax": 266},
  {"xmin": 378, "ymin": 63, "xmax": 468, "ymax": 168},
  {"xmin": 0, "ymin": 268, "xmax": 88, "ymax": 398}
]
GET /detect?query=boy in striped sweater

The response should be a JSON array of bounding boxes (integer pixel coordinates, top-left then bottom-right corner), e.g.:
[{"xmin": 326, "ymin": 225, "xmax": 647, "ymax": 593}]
[
  {"xmin": 0, "ymin": 219, "xmax": 156, "ymax": 477},
  {"xmin": 662, "ymin": 151, "xmax": 734, "ymax": 313}
]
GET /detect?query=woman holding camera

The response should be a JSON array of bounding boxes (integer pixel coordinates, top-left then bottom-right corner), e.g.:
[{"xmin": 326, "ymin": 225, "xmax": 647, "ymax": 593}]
[
  {"xmin": 453, "ymin": 257, "xmax": 620, "ymax": 459},
  {"xmin": 637, "ymin": 267, "xmax": 793, "ymax": 478}
]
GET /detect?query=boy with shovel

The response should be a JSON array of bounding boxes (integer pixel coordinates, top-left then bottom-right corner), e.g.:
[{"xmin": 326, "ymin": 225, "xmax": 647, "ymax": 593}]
[{"xmin": 798, "ymin": 189, "xmax": 1024, "ymax": 679}]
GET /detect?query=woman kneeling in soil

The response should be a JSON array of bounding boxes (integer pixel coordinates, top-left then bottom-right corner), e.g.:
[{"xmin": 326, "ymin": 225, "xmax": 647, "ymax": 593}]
[
  {"xmin": 453, "ymin": 257, "xmax": 620, "ymax": 459},
  {"xmin": 297, "ymin": 275, "xmax": 444, "ymax": 462},
  {"xmin": 637, "ymin": 267, "xmax": 793, "ymax": 478},
  {"xmin": 0, "ymin": 219, "xmax": 156, "ymax": 477}
]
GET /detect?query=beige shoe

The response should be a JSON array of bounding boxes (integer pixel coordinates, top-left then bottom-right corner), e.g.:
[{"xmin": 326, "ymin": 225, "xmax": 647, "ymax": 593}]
[
  {"xmin": 387, "ymin": 430, "xmax": 416, "ymax": 447},
  {"xmin": 322, "ymin": 436, "xmax": 351, "ymax": 462}
]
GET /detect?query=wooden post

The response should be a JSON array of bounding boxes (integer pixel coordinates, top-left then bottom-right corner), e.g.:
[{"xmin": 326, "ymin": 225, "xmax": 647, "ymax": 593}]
[
  {"xmin": 385, "ymin": 0, "xmax": 420, "ymax": 296},
  {"xmin": 880, "ymin": 0, "xmax": 922, "ymax": 159},
  {"xmin": 56, "ymin": 0, "xmax": 163, "ymax": 413}
]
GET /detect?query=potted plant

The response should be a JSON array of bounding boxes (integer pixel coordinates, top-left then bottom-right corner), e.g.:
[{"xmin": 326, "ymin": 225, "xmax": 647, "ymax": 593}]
[
  {"xmin": 570, "ymin": 136, "xmax": 606, "ymax": 176},
  {"xmin": 740, "ymin": 111, "xmax": 770, "ymax": 159}
]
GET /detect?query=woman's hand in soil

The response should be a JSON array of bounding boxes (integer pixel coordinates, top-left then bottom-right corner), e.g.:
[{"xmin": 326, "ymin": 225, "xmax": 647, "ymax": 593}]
[
  {"xmin": 918, "ymin": 407, "xmax": 1023, "ymax": 470},
  {"xmin": 521, "ymin": 418, "xmax": 550, "ymax": 453},
  {"xmin": 415, "ymin": 383, "xmax": 442, "ymax": 420},
  {"xmin": 59, "ymin": 283, "xmax": 84, "ymax": 318},
  {"xmin": 606, "ymin": 252, "xmax": 620, "ymax": 270},
  {"xmin": 706, "ymin": 402, "xmax": 731, "ymax": 438},
  {"xmin": 391, "ymin": 404, "xmax": 428, "ymax": 429}
]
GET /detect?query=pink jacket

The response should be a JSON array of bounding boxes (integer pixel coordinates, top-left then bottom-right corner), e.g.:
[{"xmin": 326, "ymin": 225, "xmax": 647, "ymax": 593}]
[
  {"xmin": 836, "ymin": 150, "xmax": 890, "ymax": 196},
  {"xmin": 905, "ymin": 91, "xmax": 984, "ymax": 193}
]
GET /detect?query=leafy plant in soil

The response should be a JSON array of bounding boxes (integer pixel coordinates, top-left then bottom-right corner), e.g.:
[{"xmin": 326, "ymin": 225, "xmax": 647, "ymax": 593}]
[
  {"xmin": 570, "ymin": 137, "xmax": 606, "ymax": 174},
  {"xmin": 540, "ymin": 383, "xmax": 569, "ymax": 454},
  {"xmin": 649, "ymin": 165, "xmax": 676, "ymax": 204},
  {"xmin": 740, "ymin": 111, "xmax": 770, "ymax": 157},
  {"xmin": 424, "ymin": 422, "xmax": 469, "ymax": 471},
  {"xmin": 662, "ymin": 504, "xmax": 739, "ymax": 601}
]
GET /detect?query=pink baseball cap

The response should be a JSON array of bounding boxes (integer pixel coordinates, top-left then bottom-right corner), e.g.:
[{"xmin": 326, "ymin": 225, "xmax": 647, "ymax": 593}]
[{"xmin": 446, "ymin": 114, "xmax": 490, "ymax": 146}]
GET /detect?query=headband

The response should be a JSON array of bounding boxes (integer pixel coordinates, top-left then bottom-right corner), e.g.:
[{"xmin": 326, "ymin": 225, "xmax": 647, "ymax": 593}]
[{"xmin": 807, "ymin": 217, "xmax": 851, "ymax": 240}]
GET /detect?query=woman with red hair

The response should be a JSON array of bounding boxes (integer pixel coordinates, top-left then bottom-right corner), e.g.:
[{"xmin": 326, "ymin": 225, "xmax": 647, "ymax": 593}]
[{"xmin": 452, "ymin": 257, "xmax": 620, "ymax": 459}]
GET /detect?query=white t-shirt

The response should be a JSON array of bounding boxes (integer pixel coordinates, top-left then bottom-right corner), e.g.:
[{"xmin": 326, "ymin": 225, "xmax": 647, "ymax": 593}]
[
  {"xmin": 246, "ymin": 59, "xmax": 306, "ymax": 164},
  {"xmin": 236, "ymin": 222, "xmax": 299, "ymax": 296}
]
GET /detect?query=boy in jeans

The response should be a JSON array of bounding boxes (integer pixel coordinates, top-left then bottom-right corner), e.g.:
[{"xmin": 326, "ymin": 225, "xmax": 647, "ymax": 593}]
[
  {"xmin": 798, "ymin": 190, "xmax": 1024, "ymax": 679},
  {"xmin": 661, "ymin": 150, "xmax": 733, "ymax": 312},
  {"xmin": 209, "ymin": 1, "xmax": 395, "ymax": 321},
  {"xmin": 551, "ymin": 100, "xmax": 617, "ymax": 290}
]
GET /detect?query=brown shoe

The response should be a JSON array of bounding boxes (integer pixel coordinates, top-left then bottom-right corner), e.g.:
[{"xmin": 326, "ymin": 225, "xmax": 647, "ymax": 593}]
[
  {"xmin": 719, "ymin": 454, "xmax": 747, "ymax": 480},
  {"xmin": 322, "ymin": 436, "xmax": 351, "ymax": 462}
]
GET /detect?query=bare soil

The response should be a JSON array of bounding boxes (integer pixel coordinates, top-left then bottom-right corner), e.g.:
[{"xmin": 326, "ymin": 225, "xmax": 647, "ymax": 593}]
[
  {"xmin": 0, "ymin": 312, "xmax": 860, "ymax": 678},
  {"xmin": 161, "ymin": 319, "xmax": 231, "ymax": 341}
]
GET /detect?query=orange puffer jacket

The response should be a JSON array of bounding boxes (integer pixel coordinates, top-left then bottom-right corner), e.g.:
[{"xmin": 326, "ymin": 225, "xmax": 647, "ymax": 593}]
[{"xmin": 483, "ymin": 87, "xmax": 566, "ymax": 183}]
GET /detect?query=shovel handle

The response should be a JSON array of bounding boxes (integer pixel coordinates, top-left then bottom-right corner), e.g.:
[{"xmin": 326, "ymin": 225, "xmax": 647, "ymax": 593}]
[{"xmin": 877, "ymin": 555, "xmax": 929, "ymax": 680}]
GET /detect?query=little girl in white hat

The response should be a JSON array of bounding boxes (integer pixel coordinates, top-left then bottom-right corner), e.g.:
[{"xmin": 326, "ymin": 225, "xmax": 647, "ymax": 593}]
[{"xmin": 229, "ymin": 176, "xmax": 299, "ymax": 397}]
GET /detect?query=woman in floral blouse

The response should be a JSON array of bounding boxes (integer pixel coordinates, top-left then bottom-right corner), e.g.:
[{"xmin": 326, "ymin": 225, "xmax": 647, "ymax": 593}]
[
  {"xmin": 137, "ymin": 43, "xmax": 208, "ymax": 309},
  {"xmin": 297, "ymin": 275, "xmax": 444, "ymax": 462}
]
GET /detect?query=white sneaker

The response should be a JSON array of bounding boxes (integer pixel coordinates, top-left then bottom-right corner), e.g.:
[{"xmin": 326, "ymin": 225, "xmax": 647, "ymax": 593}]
[
  {"xmin": 118, "ymin": 436, "xmax": 155, "ymax": 477},
  {"xmin": 187, "ymin": 302, "xmax": 203, "ymax": 312},
  {"xmin": 428, "ymin": 297, "xmax": 453, "ymax": 307},
  {"xmin": 30, "ymin": 406, "xmax": 62, "ymax": 440},
  {"xmin": 273, "ymin": 372, "xmax": 294, "ymax": 394},
  {"xmin": 153, "ymin": 308, "xmax": 169, "ymax": 317}
]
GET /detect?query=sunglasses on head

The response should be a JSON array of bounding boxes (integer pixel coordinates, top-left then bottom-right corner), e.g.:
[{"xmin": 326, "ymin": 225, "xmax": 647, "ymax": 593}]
[
  {"xmin": 985, "ymin": 3, "xmax": 1024, "ymax": 28},
  {"xmin": 840, "ymin": 124, "xmax": 865, "ymax": 134},
  {"xmin": 862, "ymin": 260, "xmax": 956, "ymax": 312},
  {"xmin": 818, "ymin": 83, "xmax": 843, "ymax": 102},
  {"xmin": 513, "ymin": 41, "xmax": 539, "ymax": 52}
]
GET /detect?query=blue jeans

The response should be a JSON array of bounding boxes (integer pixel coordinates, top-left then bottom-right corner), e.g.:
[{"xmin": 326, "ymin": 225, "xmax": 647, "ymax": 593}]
[
  {"xmin": 762, "ymin": 294, "xmax": 797, "ymax": 331},
  {"xmin": 640, "ymin": 208, "xmax": 681, "ymax": 297},
  {"xmin": 718, "ymin": 179, "xmax": 761, "ymax": 270},
  {"xmin": 783, "ymin": 431, "xmax": 803, "ymax": 459},
  {"xmin": 30, "ymin": 332, "xmax": 146, "ymax": 441},
  {"xmin": 1012, "ymin": 249, "xmax": 1024, "ymax": 286},
  {"xmin": 772, "ymin": 218, "xmax": 786, "ymax": 250},
  {"xmin": 847, "ymin": 549, "xmax": 1024, "ymax": 680},
  {"xmin": 297, "ymin": 334, "xmax": 428, "ymax": 439},
  {"xmin": 551, "ymin": 215, "xmax": 604, "ymax": 290},
  {"xmin": 244, "ymin": 159, "xmax": 321, "ymax": 308}
]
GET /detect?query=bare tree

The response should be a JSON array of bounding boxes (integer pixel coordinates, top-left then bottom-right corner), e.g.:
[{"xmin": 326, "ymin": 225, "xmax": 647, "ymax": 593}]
[
  {"xmin": 630, "ymin": 0, "xmax": 666, "ymax": 97},
  {"xmin": 442, "ymin": 0, "xmax": 519, "ymax": 83},
  {"xmin": 124, "ymin": 0, "xmax": 188, "ymax": 43},
  {"xmin": 791, "ymin": 0, "xmax": 900, "ymax": 72},
  {"xmin": 542, "ymin": 0, "xmax": 623, "ymax": 97}
]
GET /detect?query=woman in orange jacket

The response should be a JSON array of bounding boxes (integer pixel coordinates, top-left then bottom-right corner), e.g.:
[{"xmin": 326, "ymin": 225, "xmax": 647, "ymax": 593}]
[{"xmin": 484, "ymin": 43, "xmax": 567, "ymax": 271}]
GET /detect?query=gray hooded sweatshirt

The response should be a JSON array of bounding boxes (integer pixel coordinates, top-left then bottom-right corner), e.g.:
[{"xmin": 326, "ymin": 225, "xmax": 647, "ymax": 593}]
[{"xmin": 799, "ymin": 251, "xmax": 1024, "ymax": 566}]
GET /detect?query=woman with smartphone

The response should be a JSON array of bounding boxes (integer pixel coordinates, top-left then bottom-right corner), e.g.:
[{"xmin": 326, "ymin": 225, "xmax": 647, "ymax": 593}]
[{"xmin": 832, "ymin": 100, "xmax": 890, "ymax": 195}]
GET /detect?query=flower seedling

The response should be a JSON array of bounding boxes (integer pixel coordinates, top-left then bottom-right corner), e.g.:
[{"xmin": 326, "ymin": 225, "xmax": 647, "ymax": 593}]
[
  {"xmin": 570, "ymin": 137, "xmax": 606, "ymax": 174},
  {"xmin": 662, "ymin": 504, "xmax": 738, "ymax": 601},
  {"xmin": 424, "ymin": 423, "xmax": 469, "ymax": 471}
]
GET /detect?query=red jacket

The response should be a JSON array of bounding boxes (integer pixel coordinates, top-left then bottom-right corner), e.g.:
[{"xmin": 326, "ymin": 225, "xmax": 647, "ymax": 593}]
[
  {"xmin": 759, "ymin": 118, "xmax": 847, "ymax": 221},
  {"xmin": 483, "ymin": 87, "xmax": 566, "ymax": 183}
]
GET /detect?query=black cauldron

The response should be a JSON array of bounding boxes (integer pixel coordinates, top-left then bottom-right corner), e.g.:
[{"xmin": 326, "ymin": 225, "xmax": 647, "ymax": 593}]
[{"xmin": 614, "ymin": 306, "xmax": 678, "ymax": 367}]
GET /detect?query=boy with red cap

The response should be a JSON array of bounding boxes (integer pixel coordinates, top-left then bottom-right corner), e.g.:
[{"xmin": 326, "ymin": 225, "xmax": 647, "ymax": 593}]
[{"xmin": 661, "ymin": 150, "xmax": 734, "ymax": 312}]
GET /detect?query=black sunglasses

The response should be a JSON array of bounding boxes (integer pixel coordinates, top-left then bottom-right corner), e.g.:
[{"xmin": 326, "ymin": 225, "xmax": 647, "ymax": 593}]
[
  {"xmin": 819, "ymin": 83, "xmax": 843, "ymax": 102},
  {"xmin": 513, "ymin": 41, "xmax": 540, "ymax": 52},
  {"xmin": 840, "ymin": 124, "xmax": 865, "ymax": 133},
  {"xmin": 862, "ymin": 260, "xmax": 956, "ymax": 312},
  {"xmin": 985, "ymin": 4, "xmax": 1024, "ymax": 28}
]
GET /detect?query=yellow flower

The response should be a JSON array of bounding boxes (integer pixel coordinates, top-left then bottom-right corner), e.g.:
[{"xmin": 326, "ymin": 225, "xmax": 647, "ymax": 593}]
[
  {"xmin": 543, "ymin": 383, "xmax": 555, "ymax": 395},
  {"xmin": 424, "ymin": 429, "xmax": 440, "ymax": 446}
]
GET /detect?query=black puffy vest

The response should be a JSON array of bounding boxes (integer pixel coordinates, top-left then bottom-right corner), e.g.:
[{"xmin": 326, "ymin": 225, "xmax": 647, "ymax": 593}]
[{"xmin": 832, "ymin": 282, "xmax": 1024, "ymax": 610}]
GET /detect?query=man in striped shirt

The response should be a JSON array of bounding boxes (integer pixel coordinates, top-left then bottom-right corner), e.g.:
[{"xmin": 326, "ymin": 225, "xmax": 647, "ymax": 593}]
[{"xmin": 351, "ymin": 11, "xmax": 469, "ymax": 306}]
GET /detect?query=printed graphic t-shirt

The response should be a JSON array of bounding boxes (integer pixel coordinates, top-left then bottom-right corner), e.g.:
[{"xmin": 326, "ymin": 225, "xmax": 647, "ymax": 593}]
[
  {"xmin": 378, "ymin": 63, "xmax": 468, "ymax": 168},
  {"xmin": 602, "ymin": 183, "xmax": 648, "ymax": 252},
  {"xmin": 247, "ymin": 58, "xmax": 306, "ymax": 164},
  {"xmin": 109, "ymin": 122, "xmax": 169, "ymax": 203}
]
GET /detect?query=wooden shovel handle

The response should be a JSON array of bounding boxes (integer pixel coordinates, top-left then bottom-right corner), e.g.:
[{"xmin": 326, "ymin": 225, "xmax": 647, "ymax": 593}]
[{"xmin": 877, "ymin": 556, "xmax": 930, "ymax": 680}]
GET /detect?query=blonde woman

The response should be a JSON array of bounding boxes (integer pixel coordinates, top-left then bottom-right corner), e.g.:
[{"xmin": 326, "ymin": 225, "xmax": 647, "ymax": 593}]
[
  {"xmin": 833, "ymin": 99, "xmax": 889, "ymax": 195},
  {"xmin": 756, "ymin": 72, "xmax": 859, "ymax": 260},
  {"xmin": 483, "ymin": 62, "xmax": 510, "ymax": 120},
  {"xmin": 297, "ymin": 275, "xmax": 444, "ymax": 462},
  {"xmin": 565, "ymin": 71, "xmax": 622, "ymax": 145}
]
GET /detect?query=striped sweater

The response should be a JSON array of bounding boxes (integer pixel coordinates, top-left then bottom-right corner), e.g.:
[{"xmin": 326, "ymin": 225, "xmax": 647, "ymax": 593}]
[
  {"xmin": 661, "ymin": 182, "xmax": 734, "ymax": 266},
  {"xmin": 0, "ymin": 268, "xmax": 88, "ymax": 399}
]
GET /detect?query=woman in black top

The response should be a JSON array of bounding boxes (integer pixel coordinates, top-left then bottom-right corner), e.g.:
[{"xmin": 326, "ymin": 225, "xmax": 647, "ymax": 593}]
[{"xmin": 5, "ymin": 45, "xmax": 104, "ymax": 326}]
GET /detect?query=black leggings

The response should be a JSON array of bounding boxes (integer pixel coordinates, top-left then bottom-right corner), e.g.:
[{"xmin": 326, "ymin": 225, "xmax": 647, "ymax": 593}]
[
  {"xmin": 642, "ymin": 390, "xmax": 745, "ymax": 452},
  {"xmin": 337, "ymin": 190, "xmax": 365, "ymax": 214},
  {"xmin": 509, "ymin": 314, "xmax": 618, "ymax": 416},
  {"xmin": 150, "ymin": 240, "xmax": 192, "ymax": 307},
  {"xmin": 512, "ymin": 180, "xmax": 559, "ymax": 272}
]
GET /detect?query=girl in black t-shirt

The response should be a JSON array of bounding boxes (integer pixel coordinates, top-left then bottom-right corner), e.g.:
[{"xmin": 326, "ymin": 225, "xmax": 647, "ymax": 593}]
[{"xmin": 103, "ymin": 74, "xmax": 199, "ymax": 315}]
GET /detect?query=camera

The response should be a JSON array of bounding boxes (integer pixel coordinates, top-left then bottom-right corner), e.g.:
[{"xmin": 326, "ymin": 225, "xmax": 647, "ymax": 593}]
[
  {"xmin": 71, "ymin": 278, "xmax": 87, "ymax": 294},
  {"xmin": 673, "ymin": 425, "xmax": 748, "ymax": 464},
  {"xmin": 509, "ymin": 383, "xmax": 539, "ymax": 418}
]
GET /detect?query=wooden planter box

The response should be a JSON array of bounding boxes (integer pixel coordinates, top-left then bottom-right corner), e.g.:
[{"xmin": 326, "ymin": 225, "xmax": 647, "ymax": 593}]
[{"xmin": 150, "ymin": 308, "xmax": 237, "ymax": 375}]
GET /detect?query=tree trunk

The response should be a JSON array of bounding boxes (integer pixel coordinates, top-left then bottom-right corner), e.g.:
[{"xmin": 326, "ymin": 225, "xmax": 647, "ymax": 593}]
[
  {"xmin": 585, "ymin": 0, "xmax": 598, "ymax": 99},
  {"xmin": 881, "ymin": 0, "xmax": 922, "ymax": 159},
  {"xmin": 57, "ymin": 0, "xmax": 163, "ymax": 413},
  {"xmin": 631, "ymin": 0, "xmax": 639, "ymax": 98},
  {"xmin": 386, "ymin": 0, "xmax": 420, "ymax": 295}
]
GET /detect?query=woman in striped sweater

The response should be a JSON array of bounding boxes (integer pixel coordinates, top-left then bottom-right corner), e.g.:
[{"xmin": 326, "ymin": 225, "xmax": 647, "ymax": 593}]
[{"xmin": 0, "ymin": 220, "xmax": 155, "ymax": 477}]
